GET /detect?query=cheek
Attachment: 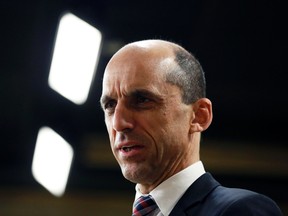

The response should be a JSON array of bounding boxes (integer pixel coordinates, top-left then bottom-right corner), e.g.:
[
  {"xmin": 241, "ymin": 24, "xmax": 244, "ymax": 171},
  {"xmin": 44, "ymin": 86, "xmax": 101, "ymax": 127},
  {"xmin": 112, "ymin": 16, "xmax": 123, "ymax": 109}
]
[
  {"xmin": 105, "ymin": 118, "xmax": 113, "ymax": 135},
  {"xmin": 157, "ymin": 109, "xmax": 190, "ymax": 147},
  {"xmin": 104, "ymin": 120, "xmax": 116, "ymax": 148},
  {"xmin": 104, "ymin": 116, "xmax": 111, "ymax": 129}
]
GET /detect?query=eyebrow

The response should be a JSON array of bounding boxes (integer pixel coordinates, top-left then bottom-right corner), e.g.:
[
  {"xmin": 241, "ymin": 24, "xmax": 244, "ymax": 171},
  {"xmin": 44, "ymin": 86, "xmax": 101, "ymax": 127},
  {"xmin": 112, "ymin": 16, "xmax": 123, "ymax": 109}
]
[
  {"xmin": 100, "ymin": 88, "xmax": 163, "ymax": 108},
  {"xmin": 130, "ymin": 89, "xmax": 163, "ymax": 101}
]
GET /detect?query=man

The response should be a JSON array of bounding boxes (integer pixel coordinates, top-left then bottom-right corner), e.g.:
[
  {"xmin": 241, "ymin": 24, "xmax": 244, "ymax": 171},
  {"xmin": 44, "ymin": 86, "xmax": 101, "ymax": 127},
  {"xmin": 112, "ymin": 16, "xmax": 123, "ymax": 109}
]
[{"xmin": 100, "ymin": 39, "xmax": 283, "ymax": 215}]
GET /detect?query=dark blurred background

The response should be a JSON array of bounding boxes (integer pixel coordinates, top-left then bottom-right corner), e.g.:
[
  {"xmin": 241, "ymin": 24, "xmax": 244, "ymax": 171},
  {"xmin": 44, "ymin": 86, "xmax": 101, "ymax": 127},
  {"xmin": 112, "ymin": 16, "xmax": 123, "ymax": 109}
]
[{"xmin": 1, "ymin": 0, "xmax": 287, "ymax": 215}]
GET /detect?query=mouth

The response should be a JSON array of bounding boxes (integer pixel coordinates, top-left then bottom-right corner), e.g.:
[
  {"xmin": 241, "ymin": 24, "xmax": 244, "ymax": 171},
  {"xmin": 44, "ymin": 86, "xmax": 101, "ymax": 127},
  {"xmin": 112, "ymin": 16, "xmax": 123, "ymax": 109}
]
[
  {"xmin": 118, "ymin": 144, "xmax": 144, "ymax": 155},
  {"xmin": 121, "ymin": 146, "xmax": 133, "ymax": 152}
]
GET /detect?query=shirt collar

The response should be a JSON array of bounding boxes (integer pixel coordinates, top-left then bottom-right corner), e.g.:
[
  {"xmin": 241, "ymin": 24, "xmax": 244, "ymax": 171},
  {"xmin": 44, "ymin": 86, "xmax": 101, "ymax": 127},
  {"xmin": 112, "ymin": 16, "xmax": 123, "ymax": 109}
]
[{"xmin": 135, "ymin": 161, "xmax": 205, "ymax": 216}]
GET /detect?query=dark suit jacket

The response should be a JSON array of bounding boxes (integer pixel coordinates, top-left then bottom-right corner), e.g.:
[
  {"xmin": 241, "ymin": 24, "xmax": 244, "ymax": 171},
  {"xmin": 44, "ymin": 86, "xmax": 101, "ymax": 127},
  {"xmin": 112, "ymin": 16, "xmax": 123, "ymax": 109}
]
[{"xmin": 169, "ymin": 173, "xmax": 283, "ymax": 216}]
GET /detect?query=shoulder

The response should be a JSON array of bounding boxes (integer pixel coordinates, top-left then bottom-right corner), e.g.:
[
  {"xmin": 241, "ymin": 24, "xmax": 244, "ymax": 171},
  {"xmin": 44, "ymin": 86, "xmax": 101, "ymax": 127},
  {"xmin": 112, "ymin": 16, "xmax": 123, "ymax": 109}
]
[
  {"xmin": 173, "ymin": 173, "xmax": 283, "ymax": 216},
  {"xmin": 206, "ymin": 186, "xmax": 283, "ymax": 215}
]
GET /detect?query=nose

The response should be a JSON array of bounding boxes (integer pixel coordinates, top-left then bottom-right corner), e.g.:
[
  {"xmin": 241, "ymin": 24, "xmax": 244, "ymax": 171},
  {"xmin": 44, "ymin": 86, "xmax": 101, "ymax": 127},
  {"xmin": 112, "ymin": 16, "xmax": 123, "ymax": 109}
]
[{"xmin": 112, "ymin": 103, "xmax": 134, "ymax": 132}]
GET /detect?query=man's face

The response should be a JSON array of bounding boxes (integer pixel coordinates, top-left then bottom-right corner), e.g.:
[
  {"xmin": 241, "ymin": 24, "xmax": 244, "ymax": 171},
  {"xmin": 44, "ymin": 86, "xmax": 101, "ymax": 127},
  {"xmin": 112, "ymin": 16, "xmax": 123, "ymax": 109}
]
[{"xmin": 100, "ymin": 46, "xmax": 196, "ymax": 190}]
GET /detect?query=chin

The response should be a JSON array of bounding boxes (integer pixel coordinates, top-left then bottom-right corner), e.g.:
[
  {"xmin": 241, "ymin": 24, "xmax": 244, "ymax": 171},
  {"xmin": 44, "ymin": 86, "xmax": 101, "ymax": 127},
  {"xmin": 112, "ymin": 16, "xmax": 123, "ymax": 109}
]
[
  {"xmin": 122, "ymin": 168, "xmax": 140, "ymax": 183},
  {"xmin": 121, "ymin": 165, "xmax": 148, "ymax": 184}
]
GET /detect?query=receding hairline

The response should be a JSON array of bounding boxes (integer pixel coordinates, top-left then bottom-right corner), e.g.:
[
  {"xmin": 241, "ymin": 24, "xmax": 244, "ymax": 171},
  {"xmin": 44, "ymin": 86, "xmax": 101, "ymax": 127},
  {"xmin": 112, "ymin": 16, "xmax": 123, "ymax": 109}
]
[
  {"xmin": 107, "ymin": 39, "xmax": 185, "ymax": 71},
  {"xmin": 105, "ymin": 39, "xmax": 179, "ymax": 74}
]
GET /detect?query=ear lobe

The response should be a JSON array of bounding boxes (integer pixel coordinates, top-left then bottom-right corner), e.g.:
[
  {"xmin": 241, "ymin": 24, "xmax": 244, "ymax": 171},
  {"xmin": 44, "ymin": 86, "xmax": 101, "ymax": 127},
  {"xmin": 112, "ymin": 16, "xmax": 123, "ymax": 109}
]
[{"xmin": 189, "ymin": 98, "xmax": 213, "ymax": 133}]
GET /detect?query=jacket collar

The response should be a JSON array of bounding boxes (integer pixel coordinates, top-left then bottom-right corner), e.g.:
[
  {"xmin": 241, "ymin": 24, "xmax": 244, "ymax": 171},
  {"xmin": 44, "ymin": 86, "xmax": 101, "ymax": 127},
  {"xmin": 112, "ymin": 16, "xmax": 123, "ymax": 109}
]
[{"xmin": 169, "ymin": 172, "xmax": 220, "ymax": 216}]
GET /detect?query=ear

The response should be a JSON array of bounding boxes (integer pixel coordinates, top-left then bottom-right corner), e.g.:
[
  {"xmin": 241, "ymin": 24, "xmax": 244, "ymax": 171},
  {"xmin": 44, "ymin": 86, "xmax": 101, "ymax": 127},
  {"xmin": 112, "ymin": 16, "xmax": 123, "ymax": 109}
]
[{"xmin": 189, "ymin": 98, "xmax": 213, "ymax": 133}]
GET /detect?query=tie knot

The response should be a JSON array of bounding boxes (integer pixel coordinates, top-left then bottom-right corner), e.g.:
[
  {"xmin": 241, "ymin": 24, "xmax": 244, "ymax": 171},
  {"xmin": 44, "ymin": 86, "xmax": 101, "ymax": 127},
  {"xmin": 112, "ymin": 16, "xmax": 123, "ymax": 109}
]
[{"xmin": 132, "ymin": 195, "xmax": 157, "ymax": 216}]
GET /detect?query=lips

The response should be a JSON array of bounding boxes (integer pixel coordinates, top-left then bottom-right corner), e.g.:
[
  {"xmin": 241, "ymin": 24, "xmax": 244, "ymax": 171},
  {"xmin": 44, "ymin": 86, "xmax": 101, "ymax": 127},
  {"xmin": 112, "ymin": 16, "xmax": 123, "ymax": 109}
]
[
  {"xmin": 117, "ymin": 142, "xmax": 144, "ymax": 155},
  {"xmin": 119, "ymin": 144, "xmax": 142, "ymax": 152}
]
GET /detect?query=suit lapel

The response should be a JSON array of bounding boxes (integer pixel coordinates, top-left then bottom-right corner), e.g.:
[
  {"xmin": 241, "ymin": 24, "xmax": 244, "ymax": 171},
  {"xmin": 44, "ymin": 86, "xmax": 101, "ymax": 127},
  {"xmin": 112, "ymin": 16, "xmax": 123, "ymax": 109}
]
[{"xmin": 169, "ymin": 172, "xmax": 220, "ymax": 216}]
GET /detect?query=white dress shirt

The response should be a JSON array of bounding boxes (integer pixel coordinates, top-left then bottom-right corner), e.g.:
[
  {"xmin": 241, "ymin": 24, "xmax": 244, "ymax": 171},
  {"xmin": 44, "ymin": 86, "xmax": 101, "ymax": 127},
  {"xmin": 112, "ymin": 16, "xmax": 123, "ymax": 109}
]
[{"xmin": 134, "ymin": 161, "xmax": 206, "ymax": 216}]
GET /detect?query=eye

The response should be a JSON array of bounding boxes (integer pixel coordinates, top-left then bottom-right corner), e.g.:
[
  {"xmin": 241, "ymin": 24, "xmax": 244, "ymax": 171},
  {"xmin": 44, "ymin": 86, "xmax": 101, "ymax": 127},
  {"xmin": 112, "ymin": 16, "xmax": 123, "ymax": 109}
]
[
  {"xmin": 104, "ymin": 100, "xmax": 117, "ymax": 113},
  {"xmin": 130, "ymin": 90, "xmax": 158, "ymax": 110},
  {"xmin": 132, "ymin": 94, "xmax": 155, "ymax": 110},
  {"xmin": 136, "ymin": 95, "xmax": 150, "ymax": 104}
]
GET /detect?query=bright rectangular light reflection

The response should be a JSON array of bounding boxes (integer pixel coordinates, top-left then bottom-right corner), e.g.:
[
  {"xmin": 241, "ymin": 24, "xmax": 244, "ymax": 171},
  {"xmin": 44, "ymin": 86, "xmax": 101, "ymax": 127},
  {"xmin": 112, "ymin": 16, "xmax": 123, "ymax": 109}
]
[
  {"xmin": 48, "ymin": 12, "xmax": 102, "ymax": 104},
  {"xmin": 32, "ymin": 127, "xmax": 74, "ymax": 197}
]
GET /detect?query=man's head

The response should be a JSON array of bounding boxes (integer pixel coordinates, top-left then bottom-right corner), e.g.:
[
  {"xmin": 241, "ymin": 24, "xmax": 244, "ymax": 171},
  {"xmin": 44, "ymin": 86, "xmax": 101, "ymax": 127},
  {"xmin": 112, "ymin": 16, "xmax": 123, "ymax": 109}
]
[{"xmin": 100, "ymin": 39, "xmax": 212, "ymax": 193}]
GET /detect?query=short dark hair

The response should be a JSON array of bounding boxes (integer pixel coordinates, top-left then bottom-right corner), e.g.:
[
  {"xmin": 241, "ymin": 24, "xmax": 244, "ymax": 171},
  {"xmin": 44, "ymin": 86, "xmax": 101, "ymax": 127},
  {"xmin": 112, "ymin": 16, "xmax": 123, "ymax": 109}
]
[{"xmin": 166, "ymin": 47, "xmax": 206, "ymax": 104}]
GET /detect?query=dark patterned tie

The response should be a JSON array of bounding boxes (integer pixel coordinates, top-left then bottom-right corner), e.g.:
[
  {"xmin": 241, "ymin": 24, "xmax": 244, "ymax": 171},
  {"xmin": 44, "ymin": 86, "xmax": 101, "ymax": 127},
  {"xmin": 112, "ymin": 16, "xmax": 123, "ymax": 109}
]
[{"xmin": 132, "ymin": 195, "xmax": 158, "ymax": 216}]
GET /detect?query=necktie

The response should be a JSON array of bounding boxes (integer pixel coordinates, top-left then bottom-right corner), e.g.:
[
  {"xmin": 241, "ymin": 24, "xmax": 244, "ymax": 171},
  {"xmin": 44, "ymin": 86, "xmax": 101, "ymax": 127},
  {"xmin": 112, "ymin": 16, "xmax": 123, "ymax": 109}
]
[{"xmin": 132, "ymin": 195, "xmax": 158, "ymax": 216}]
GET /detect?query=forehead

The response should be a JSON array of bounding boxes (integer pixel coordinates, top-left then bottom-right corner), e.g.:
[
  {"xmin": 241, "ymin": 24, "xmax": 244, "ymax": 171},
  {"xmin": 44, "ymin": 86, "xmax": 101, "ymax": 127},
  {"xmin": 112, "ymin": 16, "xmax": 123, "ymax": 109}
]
[{"xmin": 102, "ymin": 46, "xmax": 175, "ymax": 96}]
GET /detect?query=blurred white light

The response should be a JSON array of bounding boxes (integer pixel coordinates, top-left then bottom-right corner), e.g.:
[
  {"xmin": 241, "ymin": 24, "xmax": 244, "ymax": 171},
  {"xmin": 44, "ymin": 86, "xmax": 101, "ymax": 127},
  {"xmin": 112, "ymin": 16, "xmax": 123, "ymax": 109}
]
[
  {"xmin": 32, "ymin": 127, "xmax": 74, "ymax": 197},
  {"xmin": 48, "ymin": 12, "xmax": 102, "ymax": 105}
]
